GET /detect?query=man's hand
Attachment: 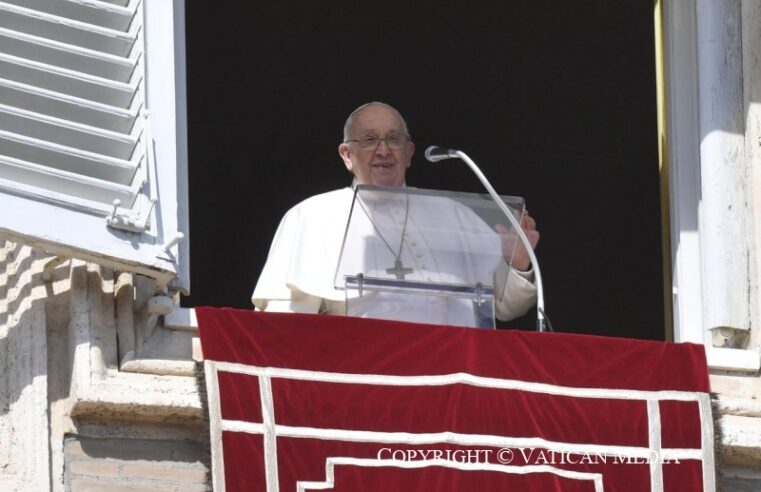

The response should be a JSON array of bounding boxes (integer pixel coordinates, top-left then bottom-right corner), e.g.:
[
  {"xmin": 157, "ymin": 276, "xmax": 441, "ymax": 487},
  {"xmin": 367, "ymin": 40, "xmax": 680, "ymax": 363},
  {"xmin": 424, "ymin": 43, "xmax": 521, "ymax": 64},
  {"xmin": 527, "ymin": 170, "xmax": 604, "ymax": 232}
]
[{"xmin": 495, "ymin": 210, "xmax": 540, "ymax": 272}]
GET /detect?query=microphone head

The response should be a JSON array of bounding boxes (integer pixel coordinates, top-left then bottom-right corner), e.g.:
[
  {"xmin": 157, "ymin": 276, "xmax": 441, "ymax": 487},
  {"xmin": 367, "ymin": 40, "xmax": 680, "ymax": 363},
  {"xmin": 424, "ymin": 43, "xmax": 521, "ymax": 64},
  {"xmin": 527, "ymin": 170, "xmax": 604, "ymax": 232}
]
[{"xmin": 425, "ymin": 145, "xmax": 457, "ymax": 162}]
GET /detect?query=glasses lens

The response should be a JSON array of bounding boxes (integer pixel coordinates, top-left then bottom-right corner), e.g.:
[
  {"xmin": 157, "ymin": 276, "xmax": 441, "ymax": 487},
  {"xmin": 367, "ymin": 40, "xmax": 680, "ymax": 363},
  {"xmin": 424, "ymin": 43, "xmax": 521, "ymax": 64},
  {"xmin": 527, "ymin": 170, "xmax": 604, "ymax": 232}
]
[
  {"xmin": 353, "ymin": 134, "xmax": 407, "ymax": 149},
  {"xmin": 386, "ymin": 134, "xmax": 405, "ymax": 149},
  {"xmin": 359, "ymin": 136, "xmax": 379, "ymax": 149}
]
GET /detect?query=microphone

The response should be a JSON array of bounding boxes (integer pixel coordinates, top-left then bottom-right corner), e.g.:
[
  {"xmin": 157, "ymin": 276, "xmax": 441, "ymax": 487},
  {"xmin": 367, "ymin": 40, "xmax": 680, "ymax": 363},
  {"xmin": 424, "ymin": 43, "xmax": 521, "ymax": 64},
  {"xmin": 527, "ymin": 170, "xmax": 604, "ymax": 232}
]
[
  {"xmin": 425, "ymin": 144, "xmax": 549, "ymax": 332},
  {"xmin": 424, "ymin": 146, "xmax": 459, "ymax": 162}
]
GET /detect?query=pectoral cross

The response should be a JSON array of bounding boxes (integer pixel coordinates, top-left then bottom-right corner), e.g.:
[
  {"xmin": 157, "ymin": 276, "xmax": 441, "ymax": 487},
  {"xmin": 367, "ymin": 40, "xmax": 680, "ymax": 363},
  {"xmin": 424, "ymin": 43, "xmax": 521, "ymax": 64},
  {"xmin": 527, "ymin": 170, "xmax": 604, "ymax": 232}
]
[{"xmin": 387, "ymin": 258, "xmax": 413, "ymax": 280}]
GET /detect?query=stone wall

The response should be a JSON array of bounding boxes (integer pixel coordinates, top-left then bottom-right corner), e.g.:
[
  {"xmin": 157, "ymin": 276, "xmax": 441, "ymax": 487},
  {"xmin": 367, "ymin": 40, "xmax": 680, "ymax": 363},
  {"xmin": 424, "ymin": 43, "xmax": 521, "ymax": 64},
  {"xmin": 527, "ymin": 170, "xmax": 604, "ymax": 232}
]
[
  {"xmin": 64, "ymin": 436, "xmax": 208, "ymax": 492},
  {"xmin": 0, "ymin": 242, "xmax": 52, "ymax": 491},
  {"xmin": 712, "ymin": 372, "xmax": 761, "ymax": 490},
  {"xmin": 0, "ymin": 241, "xmax": 207, "ymax": 492}
]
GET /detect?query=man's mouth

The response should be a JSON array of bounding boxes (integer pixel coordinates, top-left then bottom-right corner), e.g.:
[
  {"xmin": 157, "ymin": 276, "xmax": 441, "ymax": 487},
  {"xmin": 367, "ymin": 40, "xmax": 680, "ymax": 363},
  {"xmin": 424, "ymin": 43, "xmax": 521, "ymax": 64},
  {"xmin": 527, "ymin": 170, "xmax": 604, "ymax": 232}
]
[{"xmin": 371, "ymin": 163, "xmax": 393, "ymax": 169}]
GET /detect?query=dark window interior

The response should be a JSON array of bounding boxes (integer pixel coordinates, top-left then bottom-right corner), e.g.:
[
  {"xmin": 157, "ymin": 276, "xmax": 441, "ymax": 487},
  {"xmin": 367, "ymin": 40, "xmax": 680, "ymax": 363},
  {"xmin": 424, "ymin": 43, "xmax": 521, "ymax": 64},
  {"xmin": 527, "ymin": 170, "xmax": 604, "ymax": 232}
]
[{"xmin": 183, "ymin": 2, "xmax": 664, "ymax": 340}]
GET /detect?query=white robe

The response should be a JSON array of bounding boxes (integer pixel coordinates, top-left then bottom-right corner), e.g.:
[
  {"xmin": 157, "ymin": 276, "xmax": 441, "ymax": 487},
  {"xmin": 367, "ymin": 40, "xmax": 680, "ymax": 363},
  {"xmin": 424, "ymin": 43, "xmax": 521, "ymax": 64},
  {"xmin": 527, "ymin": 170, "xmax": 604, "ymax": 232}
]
[{"xmin": 252, "ymin": 187, "xmax": 537, "ymax": 327}]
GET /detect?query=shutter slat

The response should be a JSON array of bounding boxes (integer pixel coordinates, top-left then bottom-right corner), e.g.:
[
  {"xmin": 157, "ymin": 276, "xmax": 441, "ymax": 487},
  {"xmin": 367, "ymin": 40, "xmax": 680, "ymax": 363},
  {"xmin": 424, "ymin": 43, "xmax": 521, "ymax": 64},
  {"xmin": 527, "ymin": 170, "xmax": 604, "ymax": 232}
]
[
  {"xmin": 0, "ymin": 2, "xmax": 136, "ymax": 57},
  {"xmin": 0, "ymin": 27, "xmax": 136, "ymax": 82},
  {"xmin": 0, "ymin": 54, "xmax": 137, "ymax": 107},
  {"xmin": 0, "ymin": 177, "xmax": 135, "ymax": 217},
  {"xmin": 0, "ymin": 130, "xmax": 139, "ymax": 184},
  {"xmin": 97, "ymin": 0, "xmax": 130, "ymax": 8},
  {"xmin": 0, "ymin": 78, "xmax": 137, "ymax": 133},
  {"xmin": 0, "ymin": 154, "xmax": 138, "ymax": 205},
  {"xmin": 0, "ymin": 104, "xmax": 138, "ymax": 159},
  {"xmin": 1, "ymin": 0, "xmax": 136, "ymax": 31}
]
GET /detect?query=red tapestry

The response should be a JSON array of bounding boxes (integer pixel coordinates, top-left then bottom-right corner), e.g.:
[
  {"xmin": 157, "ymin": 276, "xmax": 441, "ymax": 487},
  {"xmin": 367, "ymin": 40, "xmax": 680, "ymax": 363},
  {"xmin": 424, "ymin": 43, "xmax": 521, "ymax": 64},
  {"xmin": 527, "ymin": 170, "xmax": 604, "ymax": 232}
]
[{"xmin": 197, "ymin": 307, "xmax": 715, "ymax": 492}]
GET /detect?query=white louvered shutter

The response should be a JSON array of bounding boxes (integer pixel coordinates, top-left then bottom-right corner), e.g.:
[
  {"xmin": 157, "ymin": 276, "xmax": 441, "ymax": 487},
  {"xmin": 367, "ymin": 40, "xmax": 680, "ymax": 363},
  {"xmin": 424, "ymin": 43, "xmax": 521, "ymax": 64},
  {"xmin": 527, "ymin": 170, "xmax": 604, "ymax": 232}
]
[{"xmin": 0, "ymin": 0, "xmax": 189, "ymax": 290}]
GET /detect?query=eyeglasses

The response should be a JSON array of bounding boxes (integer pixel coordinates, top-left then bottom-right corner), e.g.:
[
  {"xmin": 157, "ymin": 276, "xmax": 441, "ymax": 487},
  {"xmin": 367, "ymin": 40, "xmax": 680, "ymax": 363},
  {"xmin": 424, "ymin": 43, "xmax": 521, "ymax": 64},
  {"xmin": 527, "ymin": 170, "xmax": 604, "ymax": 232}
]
[{"xmin": 346, "ymin": 133, "xmax": 409, "ymax": 150}]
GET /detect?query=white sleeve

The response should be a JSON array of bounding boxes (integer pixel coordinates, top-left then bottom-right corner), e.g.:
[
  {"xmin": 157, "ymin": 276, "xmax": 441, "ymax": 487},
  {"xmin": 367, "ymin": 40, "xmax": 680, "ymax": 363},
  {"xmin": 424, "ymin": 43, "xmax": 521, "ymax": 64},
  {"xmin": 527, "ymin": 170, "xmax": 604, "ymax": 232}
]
[
  {"xmin": 252, "ymin": 190, "xmax": 354, "ymax": 311},
  {"xmin": 493, "ymin": 260, "xmax": 537, "ymax": 321},
  {"xmin": 256, "ymin": 294, "xmax": 323, "ymax": 314},
  {"xmin": 251, "ymin": 207, "xmax": 301, "ymax": 311}
]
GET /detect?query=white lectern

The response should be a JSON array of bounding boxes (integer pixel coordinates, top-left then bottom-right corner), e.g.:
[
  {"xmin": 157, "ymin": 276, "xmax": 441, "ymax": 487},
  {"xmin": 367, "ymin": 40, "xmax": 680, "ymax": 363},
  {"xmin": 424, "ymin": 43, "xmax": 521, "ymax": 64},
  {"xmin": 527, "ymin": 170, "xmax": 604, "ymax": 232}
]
[{"xmin": 334, "ymin": 185, "xmax": 525, "ymax": 328}]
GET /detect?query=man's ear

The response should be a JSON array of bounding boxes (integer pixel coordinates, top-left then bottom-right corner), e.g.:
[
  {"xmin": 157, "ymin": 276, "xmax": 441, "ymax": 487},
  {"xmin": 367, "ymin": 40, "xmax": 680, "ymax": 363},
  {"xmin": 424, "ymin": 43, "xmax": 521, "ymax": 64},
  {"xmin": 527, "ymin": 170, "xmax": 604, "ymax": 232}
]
[
  {"xmin": 406, "ymin": 140, "xmax": 415, "ymax": 168},
  {"xmin": 338, "ymin": 143, "xmax": 353, "ymax": 172}
]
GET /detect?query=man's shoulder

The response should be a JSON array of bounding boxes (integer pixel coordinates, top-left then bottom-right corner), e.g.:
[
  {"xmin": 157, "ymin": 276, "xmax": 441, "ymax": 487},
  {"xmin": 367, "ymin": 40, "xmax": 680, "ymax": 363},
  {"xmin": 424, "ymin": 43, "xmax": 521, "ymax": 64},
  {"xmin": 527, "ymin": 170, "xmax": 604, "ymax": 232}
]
[{"xmin": 288, "ymin": 187, "xmax": 353, "ymax": 214}]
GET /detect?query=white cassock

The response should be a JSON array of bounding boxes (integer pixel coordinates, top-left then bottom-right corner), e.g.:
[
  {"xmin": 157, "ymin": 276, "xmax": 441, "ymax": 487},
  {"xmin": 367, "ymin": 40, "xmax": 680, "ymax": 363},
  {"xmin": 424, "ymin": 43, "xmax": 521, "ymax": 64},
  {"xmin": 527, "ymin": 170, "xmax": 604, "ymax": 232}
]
[{"xmin": 251, "ymin": 186, "xmax": 537, "ymax": 327}]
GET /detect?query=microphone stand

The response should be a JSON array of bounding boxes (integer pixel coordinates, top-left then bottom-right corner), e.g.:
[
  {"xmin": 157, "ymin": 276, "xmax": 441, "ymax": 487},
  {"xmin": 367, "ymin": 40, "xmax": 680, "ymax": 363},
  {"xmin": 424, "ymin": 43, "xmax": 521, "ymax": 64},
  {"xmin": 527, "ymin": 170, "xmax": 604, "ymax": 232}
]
[{"xmin": 427, "ymin": 147, "xmax": 548, "ymax": 332}]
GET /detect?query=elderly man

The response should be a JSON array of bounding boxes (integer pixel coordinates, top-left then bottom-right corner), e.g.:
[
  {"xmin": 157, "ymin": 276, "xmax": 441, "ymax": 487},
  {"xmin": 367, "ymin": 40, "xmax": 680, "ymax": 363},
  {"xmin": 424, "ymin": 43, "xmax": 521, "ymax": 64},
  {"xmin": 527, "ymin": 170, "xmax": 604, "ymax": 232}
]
[{"xmin": 252, "ymin": 102, "xmax": 539, "ymax": 325}]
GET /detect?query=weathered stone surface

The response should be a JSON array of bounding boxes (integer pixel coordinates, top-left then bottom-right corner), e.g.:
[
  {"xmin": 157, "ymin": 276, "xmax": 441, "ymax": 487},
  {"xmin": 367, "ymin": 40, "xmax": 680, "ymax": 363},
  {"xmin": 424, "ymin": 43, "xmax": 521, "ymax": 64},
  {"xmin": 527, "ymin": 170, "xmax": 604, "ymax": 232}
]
[
  {"xmin": 1, "ymin": 242, "xmax": 208, "ymax": 491},
  {"xmin": 64, "ymin": 436, "xmax": 209, "ymax": 492},
  {"xmin": 0, "ymin": 241, "xmax": 52, "ymax": 491}
]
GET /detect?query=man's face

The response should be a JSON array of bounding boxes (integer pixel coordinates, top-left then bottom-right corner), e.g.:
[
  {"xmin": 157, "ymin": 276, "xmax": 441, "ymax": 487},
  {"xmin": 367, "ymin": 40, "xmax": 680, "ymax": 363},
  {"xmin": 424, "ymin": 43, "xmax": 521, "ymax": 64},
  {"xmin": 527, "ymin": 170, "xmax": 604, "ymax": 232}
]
[{"xmin": 338, "ymin": 105, "xmax": 415, "ymax": 187}]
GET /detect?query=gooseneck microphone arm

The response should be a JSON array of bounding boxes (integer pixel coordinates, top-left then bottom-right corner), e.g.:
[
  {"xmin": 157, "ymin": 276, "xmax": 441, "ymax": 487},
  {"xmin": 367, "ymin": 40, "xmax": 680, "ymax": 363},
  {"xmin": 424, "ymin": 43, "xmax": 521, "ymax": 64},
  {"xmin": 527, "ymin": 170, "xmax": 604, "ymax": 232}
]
[{"xmin": 425, "ymin": 146, "xmax": 548, "ymax": 332}]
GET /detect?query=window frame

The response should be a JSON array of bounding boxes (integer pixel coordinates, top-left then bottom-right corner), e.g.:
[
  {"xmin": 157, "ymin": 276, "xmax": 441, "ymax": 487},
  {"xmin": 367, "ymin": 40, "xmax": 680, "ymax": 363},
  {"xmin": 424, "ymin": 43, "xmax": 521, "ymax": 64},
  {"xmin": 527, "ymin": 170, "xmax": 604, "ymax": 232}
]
[{"xmin": 0, "ymin": 0, "xmax": 189, "ymax": 291}]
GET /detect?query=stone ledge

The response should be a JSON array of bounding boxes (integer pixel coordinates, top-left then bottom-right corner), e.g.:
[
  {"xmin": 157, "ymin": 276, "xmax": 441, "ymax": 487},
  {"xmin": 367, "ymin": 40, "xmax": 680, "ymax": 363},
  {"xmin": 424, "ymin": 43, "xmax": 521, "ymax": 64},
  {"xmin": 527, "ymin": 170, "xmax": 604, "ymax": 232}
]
[
  {"xmin": 71, "ymin": 369, "xmax": 204, "ymax": 425},
  {"xmin": 718, "ymin": 414, "xmax": 761, "ymax": 467},
  {"xmin": 714, "ymin": 396, "xmax": 761, "ymax": 418},
  {"xmin": 120, "ymin": 358, "xmax": 198, "ymax": 377},
  {"xmin": 707, "ymin": 347, "xmax": 760, "ymax": 372}
]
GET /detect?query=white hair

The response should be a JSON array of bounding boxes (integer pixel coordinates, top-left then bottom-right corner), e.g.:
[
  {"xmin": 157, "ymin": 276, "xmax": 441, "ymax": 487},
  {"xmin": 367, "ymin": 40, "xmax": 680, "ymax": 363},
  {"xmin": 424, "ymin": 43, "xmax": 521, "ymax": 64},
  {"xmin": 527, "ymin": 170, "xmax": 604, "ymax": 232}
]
[{"xmin": 342, "ymin": 101, "xmax": 410, "ymax": 142}]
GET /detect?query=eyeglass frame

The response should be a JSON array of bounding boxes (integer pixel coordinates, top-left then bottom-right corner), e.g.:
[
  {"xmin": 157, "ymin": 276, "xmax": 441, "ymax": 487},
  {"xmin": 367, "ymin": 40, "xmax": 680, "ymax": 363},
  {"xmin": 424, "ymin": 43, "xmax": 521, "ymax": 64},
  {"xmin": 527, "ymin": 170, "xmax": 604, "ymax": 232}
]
[{"xmin": 344, "ymin": 132, "xmax": 411, "ymax": 150}]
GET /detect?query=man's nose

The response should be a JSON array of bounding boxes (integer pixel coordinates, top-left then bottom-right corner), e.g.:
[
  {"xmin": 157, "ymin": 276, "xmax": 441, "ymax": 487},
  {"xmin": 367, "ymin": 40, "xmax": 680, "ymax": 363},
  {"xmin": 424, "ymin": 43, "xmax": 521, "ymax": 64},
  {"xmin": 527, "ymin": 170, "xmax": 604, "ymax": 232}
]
[{"xmin": 375, "ymin": 139, "xmax": 392, "ymax": 155}]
